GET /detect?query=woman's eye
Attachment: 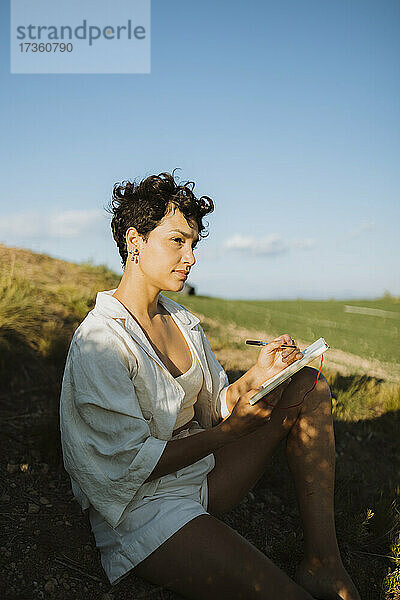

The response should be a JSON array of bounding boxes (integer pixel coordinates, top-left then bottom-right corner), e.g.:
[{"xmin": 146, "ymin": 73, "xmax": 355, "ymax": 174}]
[{"xmin": 172, "ymin": 237, "xmax": 197, "ymax": 249}]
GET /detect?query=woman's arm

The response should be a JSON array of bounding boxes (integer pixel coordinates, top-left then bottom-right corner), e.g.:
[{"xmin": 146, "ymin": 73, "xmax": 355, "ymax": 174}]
[
  {"xmin": 145, "ymin": 331, "xmax": 302, "ymax": 483},
  {"xmin": 145, "ymin": 380, "xmax": 291, "ymax": 482},
  {"xmin": 144, "ymin": 421, "xmax": 236, "ymax": 482},
  {"xmin": 61, "ymin": 333, "xmax": 167, "ymax": 528}
]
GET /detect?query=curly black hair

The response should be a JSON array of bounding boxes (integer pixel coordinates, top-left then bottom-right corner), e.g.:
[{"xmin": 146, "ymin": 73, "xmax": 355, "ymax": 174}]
[{"xmin": 108, "ymin": 170, "xmax": 214, "ymax": 266}]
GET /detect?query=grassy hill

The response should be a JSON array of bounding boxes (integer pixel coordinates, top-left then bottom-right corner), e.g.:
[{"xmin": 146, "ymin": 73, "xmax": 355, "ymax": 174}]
[
  {"xmin": 0, "ymin": 244, "xmax": 399, "ymax": 600},
  {"xmin": 165, "ymin": 293, "xmax": 400, "ymax": 369}
]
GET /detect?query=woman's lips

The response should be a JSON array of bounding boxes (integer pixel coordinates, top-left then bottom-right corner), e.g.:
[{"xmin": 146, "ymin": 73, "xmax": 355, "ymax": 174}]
[{"xmin": 174, "ymin": 270, "xmax": 188, "ymax": 279}]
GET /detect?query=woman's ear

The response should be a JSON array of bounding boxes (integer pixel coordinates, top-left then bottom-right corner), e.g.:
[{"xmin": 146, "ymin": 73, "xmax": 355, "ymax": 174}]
[{"xmin": 126, "ymin": 227, "xmax": 142, "ymax": 253}]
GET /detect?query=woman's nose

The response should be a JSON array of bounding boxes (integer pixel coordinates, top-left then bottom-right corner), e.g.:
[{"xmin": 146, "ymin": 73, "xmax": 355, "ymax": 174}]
[{"xmin": 183, "ymin": 245, "xmax": 196, "ymax": 266}]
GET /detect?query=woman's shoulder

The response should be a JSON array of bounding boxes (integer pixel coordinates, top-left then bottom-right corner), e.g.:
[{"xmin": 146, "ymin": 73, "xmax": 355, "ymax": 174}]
[
  {"xmin": 71, "ymin": 309, "xmax": 133, "ymax": 357},
  {"xmin": 67, "ymin": 312, "xmax": 137, "ymax": 376},
  {"xmin": 73, "ymin": 308, "xmax": 116, "ymax": 338}
]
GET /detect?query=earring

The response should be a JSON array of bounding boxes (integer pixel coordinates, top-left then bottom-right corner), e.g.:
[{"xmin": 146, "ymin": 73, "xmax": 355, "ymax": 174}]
[{"xmin": 131, "ymin": 248, "xmax": 139, "ymax": 263}]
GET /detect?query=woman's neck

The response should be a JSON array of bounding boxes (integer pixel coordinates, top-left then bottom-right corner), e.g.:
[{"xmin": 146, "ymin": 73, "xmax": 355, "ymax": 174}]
[{"xmin": 113, "ymin": 267, "xmax": 162, "ymax": 324}]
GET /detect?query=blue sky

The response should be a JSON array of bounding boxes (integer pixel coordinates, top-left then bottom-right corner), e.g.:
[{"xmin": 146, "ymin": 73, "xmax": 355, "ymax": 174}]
[{"xmin": 1, "ymin": 0, "xmax": 399, "ymax": 299}]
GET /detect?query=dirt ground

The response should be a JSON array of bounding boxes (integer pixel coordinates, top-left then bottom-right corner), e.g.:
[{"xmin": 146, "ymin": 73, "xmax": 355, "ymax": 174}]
[{"xmin": 1, "ymin": 367, "xmax": 396, "ymax": 600}]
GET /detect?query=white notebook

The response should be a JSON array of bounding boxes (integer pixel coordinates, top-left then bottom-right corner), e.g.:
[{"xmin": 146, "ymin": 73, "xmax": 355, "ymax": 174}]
[{"xmin": 248, "ymin": 337, "xmax": 330, "ymax": 405}]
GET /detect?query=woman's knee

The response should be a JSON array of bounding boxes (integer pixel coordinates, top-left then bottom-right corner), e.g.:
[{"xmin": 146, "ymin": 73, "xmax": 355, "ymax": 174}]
[
  {"xmin": 280, "ymin": 366, "xmax": 332, "ymax": 416},
  {"xmin": 294, "ymin": 365, "xmax": 329, "ymax": 390},
  {"xmin": 301, "ymin": 366, "xmax": 332, "ymax": 411}
]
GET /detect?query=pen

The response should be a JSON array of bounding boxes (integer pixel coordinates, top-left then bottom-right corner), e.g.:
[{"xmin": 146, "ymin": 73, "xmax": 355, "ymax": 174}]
[{"xmin": 245, "ymin": 339, "xmax": 297, "ymax": 349}]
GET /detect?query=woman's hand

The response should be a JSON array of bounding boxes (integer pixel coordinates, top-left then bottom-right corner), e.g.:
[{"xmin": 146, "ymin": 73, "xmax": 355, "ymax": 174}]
[
  {"xmin": 222, "ymin": 380, "xmax": 291, "ymax": 439},
  {"xmin": 252, "ymin": 334, "xmax": 302, "ymax": 386}
]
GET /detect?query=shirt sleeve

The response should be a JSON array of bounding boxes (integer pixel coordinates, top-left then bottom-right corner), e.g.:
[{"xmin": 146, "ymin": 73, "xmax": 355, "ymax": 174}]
[
  {"xmin": 218, "ymin": 384, "xmax": 232, "ymax": 419},
  {"xmin": 196, "ymin": 324, "xmax": 231, "ymax": 422},
  {"xmin": 60, "ymin": 327, "xmax": 167, "ymax": 529}
]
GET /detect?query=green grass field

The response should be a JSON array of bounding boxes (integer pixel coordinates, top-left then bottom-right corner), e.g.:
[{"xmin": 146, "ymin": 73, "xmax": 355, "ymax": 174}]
[{"xmin": 165, "ymin": 294, "xmax": 400, "ymax": 365}]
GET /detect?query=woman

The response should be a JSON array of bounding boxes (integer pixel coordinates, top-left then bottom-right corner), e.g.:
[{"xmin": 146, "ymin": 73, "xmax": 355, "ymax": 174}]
[{"xmin": 60, "ymin": 172, "xmax": 360, "ymax": 600}]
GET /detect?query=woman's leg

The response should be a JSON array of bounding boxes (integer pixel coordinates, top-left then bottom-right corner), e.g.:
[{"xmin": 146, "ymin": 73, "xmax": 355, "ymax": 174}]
[
  {"xmin": 207, "ymin": 367, "xmax": 360, "ymax": 600},
  {"xmin": 133, "ymin": 513, "xmax": 315, "ymax": 600}
]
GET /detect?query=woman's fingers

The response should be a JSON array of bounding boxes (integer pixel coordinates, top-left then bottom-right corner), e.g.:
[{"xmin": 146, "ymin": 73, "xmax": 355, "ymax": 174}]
[
  {"xmin": 274, "ymin": 333, "xmax": 293, "ymax": 345},
  {"xmin": 264, "ymin": 334, "xmax": 302, "ymax": 364},
  {"xmin": 282, "ymin": 347, "xmax": 302, "ymax": 362},
  {"xmin": 274, "ymin": 333, "xmax": 302, "ymax": 362},
  {"xmin": 265, "ymin": 339, "xmax": 286, "ymax": 354}
]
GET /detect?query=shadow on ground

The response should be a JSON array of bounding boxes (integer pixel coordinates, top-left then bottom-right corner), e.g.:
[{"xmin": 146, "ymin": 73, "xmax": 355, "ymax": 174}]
[{"xmin": 1, "ymin": 354, "xmax": 398, "ymax": 600}]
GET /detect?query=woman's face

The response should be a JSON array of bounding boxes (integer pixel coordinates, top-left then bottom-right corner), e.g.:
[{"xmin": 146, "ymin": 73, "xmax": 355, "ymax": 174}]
[{"xmin": 128, "ymin": 207, "xmax": 199, "ymax": 292}]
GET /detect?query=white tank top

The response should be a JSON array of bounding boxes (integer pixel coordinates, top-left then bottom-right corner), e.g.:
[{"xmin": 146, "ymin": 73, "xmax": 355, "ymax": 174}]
[{"xmin": 173, "ymin": 339, "xmax": 203, "ymax": 430}]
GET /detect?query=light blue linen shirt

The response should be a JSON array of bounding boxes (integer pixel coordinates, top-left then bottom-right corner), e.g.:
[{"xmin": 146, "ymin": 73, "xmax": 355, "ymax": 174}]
[{"xmin": 59, "ymin": 290, "xmax": 231, "ymax": 529}]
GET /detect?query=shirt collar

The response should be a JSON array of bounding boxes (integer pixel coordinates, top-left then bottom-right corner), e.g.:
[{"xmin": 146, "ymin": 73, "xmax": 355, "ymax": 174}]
[{"xmin": 92, "ymin": 289, "xmax": 200, "ymax": 329}]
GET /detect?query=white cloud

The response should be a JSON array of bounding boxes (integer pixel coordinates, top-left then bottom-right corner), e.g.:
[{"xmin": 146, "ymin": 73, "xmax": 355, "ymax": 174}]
[
  {"xmin": 223, "ymin": 234, "xmax": 288, "ymax": 256},
  {"xmin": 223, "ymin": 234, "xmax": 315, "ymax": 256},
  {"xmin": 48, "ymin": 209, "xmax": 104, "ymax": 238},
  {"xmin": 348, "ymin": 221, "xmax": 376, "ymax": 238},
  {"xmin": 0, "ymin": 209, "xmax": 106, "ymax": 242}
]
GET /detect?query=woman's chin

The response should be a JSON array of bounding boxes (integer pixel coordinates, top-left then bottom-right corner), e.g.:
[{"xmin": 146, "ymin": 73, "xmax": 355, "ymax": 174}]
[
  {"xmin": 174, "ymin": 280, "xmax": 186, "ymax": 292},
  {"xmin": 164, "ymin": 279, "xmax": 186, "ymax": 293}
]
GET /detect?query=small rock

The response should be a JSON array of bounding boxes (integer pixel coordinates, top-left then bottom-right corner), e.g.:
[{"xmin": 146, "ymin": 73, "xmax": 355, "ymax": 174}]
[
  {"xmin": 28, "ymin": 504, "xmax": 40, "ymax": 514},
  {"xmin": 10, "ymin": 483, "xmax": 17, "ymax": 488},
  {"xmin": 44, "ymin": 580, "xmax": 55, "ymax": 594},
  {"xmin": 39, "ymin": 497, "xmax": 50, "ymax": 505},
  {"xmin": 7, "ymin": 463, "xmax": 19, "ymax": 474}
]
